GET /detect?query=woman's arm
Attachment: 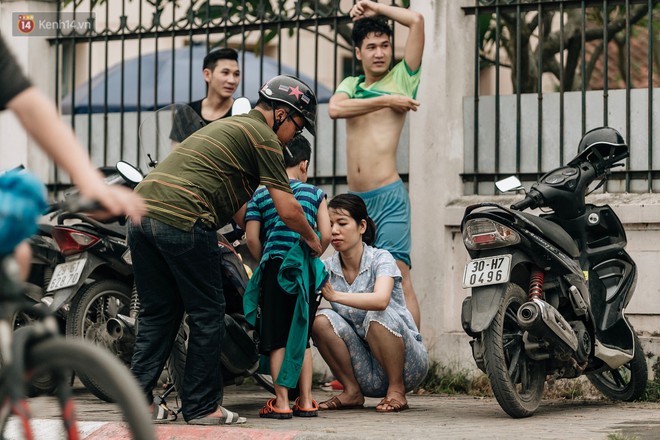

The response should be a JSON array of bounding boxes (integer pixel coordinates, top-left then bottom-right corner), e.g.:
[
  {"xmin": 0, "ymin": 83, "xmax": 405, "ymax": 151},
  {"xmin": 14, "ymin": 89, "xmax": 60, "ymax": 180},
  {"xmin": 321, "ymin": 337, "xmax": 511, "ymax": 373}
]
[{"xmin": 321, "ymin": 276, "xmax": 393, "ymax": 311}]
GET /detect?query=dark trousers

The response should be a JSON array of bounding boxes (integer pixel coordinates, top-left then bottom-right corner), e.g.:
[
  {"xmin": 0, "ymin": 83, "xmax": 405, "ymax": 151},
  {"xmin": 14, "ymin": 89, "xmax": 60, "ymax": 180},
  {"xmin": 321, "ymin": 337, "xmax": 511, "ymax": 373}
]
[
  {"xmin": 259, "ymin": 257, "xmax": 317, "ymax": 355},
  {"xmin": 128, "ymin": 217, "xmax": 225, "ymax": 421}
]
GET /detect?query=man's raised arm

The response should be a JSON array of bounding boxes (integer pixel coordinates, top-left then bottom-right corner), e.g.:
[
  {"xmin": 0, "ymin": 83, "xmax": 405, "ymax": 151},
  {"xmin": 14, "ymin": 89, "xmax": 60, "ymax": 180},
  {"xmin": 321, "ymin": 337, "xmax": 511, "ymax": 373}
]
[{"xmin": 351, "ymin": 0, "xmax": 424, "ymax": 71}]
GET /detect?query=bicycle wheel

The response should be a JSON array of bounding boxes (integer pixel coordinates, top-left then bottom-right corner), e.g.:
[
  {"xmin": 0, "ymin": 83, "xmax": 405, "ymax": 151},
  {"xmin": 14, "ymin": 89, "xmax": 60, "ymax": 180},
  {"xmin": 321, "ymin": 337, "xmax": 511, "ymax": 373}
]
[
  {"xmin": 10, "ymin": 307, "xmax": 58, "ymax": 397},
  {"xmin": 0, "ymin": 337, "xmax": 154, "ymax": 440}
]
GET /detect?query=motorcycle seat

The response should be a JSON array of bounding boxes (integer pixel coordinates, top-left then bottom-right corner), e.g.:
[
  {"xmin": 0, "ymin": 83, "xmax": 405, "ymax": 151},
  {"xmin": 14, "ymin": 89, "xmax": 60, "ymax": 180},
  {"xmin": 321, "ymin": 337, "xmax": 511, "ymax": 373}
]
[
  {"xmin": 518, "ymin": 212, "xmax": 580, "ymax": 258},
  {"xmin": 58, "ymin": 212, "xmax": 126, "ymax": 239},
  {"xmin": 91, "ymin": 221, "xmax": 127, "ymax": 239}
]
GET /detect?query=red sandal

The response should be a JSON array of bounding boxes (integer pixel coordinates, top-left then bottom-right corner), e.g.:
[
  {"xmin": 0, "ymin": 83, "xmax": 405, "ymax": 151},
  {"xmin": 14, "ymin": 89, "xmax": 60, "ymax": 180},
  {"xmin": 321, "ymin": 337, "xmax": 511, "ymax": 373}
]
[
  {"xmin": 259, "ymin": 398, "xmax": 293, "ymax": 419},
  {"xmin": 292, "ymin": 397, "xmax": 319, "ymax": 417}
]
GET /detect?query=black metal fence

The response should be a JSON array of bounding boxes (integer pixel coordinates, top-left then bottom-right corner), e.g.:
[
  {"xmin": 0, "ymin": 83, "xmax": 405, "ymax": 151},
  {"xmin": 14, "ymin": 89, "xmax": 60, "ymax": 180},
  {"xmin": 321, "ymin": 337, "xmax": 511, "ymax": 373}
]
[
  {"xmin": 50, "ymin": 0, "xmax": 406, "ymax": 196},
  {"xmin": 462, "ymin": 0, "xmax": 660, "ymax": 195}
]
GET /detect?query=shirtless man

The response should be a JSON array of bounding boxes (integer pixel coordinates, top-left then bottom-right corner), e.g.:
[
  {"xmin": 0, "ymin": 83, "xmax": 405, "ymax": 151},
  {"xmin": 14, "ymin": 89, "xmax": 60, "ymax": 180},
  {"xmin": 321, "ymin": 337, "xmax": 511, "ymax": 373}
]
[
  {"xmin": 329, "ymin": 0, "xmax": 424, "ymax": 328},
  {"xmin": 171, "ymin": 48, "xmax": 241, "ymax": 145}
]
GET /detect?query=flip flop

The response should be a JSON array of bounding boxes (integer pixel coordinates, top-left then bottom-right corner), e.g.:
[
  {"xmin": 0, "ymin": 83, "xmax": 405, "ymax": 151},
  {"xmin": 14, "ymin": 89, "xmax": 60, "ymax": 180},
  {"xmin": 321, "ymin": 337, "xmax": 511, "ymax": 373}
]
[
  {"xmin": 375, "ymin": 397, "xmax": 409, "ymax": 413},
  {"xmin": 187, "ymin": 406, "xmax": 247, "ymax": 425},
  {"xmin": 292, "ymin": 397, "xmax": 319, "ymax": 417},
  {"xmin": 318, "ymin": 396, "xmax": 364, "ymax": 411},
  {"xmin": 259, "ymin": 398, "xmax": 293, "ymax": 419}
]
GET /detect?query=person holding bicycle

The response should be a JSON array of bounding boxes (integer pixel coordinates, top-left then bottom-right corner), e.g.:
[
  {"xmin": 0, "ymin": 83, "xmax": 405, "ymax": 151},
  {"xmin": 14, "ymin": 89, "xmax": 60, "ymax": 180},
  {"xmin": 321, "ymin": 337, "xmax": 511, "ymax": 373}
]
[
  {"xmin": 128, "ymin": 74, "xmax": 322, "ymax": 425},
  {"xmin": 0, "ymin": 32, "xmax": 145, "ymax": 277},
  {"xmin": 0, "ymin": 32, "xmax": 153, "ymax": 440}
]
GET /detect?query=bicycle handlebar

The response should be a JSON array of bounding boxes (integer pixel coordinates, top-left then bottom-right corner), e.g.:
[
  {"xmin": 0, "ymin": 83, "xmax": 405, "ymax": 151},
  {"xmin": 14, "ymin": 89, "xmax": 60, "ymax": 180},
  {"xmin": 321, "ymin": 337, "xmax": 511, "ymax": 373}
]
[{"xmin": 44, "ymin": 197, "xmax": 102, "ymax": 216}]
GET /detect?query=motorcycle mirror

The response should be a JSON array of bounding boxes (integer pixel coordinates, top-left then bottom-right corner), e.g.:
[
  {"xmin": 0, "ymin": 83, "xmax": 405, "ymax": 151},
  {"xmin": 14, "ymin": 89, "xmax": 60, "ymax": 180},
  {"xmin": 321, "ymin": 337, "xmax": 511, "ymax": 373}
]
[
  {"xmin": 138, "ymin": 104, "xmax": 204, "ymax": 171},
  {"xmin": 496, "ymin": 176, "xmax": 523, "ymax": 193},
  {"xmin": 232, "ymin": 97, "xmax": 251, "ymax": 115},
  {"xmin": 116, "ymin": 161, "xmax": 144, "ymax": 185}
]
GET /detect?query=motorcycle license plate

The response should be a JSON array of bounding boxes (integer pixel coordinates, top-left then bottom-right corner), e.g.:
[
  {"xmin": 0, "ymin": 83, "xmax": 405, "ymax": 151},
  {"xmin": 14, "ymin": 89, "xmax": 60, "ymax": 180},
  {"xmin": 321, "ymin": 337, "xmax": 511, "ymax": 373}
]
[
  {"xmin": 462, "ymin": 255, "xmax": 511, "ymax": 288},
  {"xmin": 47, "ymin": 258, "xmax": 87, "ymax": 292}
]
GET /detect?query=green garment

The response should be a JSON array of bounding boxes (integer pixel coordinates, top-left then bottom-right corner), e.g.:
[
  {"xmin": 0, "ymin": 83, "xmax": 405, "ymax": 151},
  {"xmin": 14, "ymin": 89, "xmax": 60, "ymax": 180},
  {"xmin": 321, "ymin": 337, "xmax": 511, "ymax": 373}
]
[
  {"xmin": 335, "ymin": 59, "xmax": 421, "ymax": 100},
  {"xmin": 244, "ymin": 238, "xmax": 328, "ymax": 389}
]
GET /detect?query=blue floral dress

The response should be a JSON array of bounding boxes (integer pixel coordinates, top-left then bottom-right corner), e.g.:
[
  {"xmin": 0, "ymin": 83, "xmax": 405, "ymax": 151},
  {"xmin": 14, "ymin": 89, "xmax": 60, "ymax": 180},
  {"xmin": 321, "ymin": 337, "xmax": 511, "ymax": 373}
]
[{"xmin": 316, "ymin": 244, "xmax": 428, "ymax": 397}]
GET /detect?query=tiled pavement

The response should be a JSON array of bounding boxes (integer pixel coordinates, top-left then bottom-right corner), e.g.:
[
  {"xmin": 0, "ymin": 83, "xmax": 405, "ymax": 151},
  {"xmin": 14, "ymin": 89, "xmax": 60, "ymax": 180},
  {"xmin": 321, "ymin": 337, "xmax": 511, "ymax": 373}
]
[{"xmin": 7, "ymin": 384, "xmax": 660, "ymax": 439}]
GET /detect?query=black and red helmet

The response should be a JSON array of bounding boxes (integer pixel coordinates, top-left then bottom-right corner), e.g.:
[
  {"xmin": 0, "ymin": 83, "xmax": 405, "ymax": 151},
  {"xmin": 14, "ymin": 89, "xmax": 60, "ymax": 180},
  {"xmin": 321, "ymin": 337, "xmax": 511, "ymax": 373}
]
[{"xmin": 259, "ymin": 75, "xmax": 317, "ymax": 136}]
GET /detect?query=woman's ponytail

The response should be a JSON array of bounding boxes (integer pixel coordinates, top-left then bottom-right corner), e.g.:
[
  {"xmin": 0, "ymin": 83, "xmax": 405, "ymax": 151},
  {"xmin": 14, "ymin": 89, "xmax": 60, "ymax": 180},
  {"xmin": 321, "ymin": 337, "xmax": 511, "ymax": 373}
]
[{"xmin": 363, "ymin": 216, "xmax": 377, "ymax": 246}]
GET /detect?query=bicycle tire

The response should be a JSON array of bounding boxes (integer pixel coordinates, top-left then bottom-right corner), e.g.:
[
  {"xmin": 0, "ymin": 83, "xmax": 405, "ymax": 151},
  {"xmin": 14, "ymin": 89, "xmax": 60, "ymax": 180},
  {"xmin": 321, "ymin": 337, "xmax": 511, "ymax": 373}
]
[{"xmin": 0, "ymin": 337, "xmax": 154, "ymax": 440}]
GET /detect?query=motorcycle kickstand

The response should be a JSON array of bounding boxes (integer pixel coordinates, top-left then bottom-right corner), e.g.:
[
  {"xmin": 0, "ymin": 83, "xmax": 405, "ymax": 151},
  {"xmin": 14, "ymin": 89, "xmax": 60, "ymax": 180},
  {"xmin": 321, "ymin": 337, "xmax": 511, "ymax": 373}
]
[{"xmin": 153, "ymin": 383, "xmax": 180, "ymax": 420}]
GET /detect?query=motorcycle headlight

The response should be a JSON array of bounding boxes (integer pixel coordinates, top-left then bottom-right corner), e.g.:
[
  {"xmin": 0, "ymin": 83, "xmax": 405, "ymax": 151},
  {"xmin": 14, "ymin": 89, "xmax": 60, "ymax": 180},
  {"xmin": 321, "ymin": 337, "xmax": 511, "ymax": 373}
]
[{"xmin": 463, "ymin": 218, "xmax": 520, "ymax": 250}]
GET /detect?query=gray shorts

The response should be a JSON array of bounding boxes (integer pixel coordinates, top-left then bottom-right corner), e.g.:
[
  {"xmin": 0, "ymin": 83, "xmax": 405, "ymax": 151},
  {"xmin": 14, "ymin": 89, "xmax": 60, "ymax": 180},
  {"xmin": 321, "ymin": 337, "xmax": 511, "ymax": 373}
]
[{"xmin": 316, "ymin": 308, "xmax": 428, "ymax": 397}]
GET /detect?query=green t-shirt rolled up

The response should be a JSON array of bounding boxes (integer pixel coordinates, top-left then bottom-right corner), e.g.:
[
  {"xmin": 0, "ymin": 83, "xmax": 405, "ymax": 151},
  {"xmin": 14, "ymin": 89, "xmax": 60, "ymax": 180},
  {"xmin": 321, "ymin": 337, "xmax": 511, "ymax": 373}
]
[{"xmin": 335, "ymin": 60, "xmax": 421, "ymax": 100}]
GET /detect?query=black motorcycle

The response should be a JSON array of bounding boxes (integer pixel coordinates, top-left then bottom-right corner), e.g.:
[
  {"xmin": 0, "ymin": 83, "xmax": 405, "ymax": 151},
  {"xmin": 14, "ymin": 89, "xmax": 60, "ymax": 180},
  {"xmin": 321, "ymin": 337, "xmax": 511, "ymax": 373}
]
[
  {"xmin": 39, "ymin": 161, "xmax": 143, "ymax": 401},
  {"xmin": 25, "ymin": 162, "xmax": 141, "ymax": 318},
  {"xmin": 460, "ymin": 127, "xmax": 647, "ymax": 418}
]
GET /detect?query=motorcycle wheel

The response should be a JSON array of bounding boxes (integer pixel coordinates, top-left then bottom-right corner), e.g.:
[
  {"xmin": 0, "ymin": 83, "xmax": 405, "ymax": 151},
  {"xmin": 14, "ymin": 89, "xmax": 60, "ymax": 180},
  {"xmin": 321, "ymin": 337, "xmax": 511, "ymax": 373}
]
[
  {"xmin": 166, "ymin": 315, "xmax": 207, "ymax": 402},
  {"xmin": 65, "ymin": 279, "xmax": 132, "ymax": 402},
  {"xmin": 252, "ymin": 373, "xmax": 300, "ymax": 400},
  {"xmin": 253, "ymin": 373, "xmax": 275, "ymax": 394},
  {"xmin": 166, "ymin": 315, "xmax": 300, "ymax": 402},
  {"xmin": 587, "ymin": 332, "xmax": 648, "ymax": 401},
  {"xmin": 168, "ymin": 315, "xmax": 231, "ymax": 405},
  {"xmin": 482, "ymin": 283, "xmax": 545, "ymax": 418}
]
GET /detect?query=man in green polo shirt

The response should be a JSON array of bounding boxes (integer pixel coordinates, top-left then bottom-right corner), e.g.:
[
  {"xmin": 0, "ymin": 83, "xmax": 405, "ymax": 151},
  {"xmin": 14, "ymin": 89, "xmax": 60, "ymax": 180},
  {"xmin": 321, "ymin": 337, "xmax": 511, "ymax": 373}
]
[{"xmin": 128, "ymin": 75, "xmax": 322, "ymax": 425}]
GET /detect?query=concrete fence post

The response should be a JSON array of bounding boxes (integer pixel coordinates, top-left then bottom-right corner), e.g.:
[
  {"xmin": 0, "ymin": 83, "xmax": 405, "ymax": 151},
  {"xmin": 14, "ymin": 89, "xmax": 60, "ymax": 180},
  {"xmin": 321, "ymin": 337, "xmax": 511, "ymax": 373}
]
[{"xmin": 408, "ymin": 0, "xmax": 475, "ymax": 368}]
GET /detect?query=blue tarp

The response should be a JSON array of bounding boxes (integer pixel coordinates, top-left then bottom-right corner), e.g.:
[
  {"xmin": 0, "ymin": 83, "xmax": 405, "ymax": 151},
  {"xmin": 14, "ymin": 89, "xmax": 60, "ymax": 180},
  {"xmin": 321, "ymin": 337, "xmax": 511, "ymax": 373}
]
[{"xmin": 61, "ymin": 45, "xmax": 333, "ymax": 114}]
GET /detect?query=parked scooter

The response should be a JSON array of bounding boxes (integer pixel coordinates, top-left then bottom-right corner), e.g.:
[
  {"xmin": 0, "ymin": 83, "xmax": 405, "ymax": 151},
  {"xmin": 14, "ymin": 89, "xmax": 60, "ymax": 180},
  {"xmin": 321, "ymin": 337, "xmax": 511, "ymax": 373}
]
[
  {"xmin": 44, "ymin": 161, "xmax": 143, "ymax": 401},
  {"xmin": 460, "ymin": 127, "xmax": 647, "ymax": 418},
  {"xmin": 25, "ymin": 163, "xmax": 139, "ymax": 322}
]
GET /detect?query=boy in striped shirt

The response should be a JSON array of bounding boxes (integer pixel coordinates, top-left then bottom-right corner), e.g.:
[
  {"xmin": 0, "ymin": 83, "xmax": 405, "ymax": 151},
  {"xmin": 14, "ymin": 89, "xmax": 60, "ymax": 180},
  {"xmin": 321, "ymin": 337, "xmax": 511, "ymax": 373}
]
[{"xmin": 245, "ymin": 135, "xmax": 331, "ymax": 419}]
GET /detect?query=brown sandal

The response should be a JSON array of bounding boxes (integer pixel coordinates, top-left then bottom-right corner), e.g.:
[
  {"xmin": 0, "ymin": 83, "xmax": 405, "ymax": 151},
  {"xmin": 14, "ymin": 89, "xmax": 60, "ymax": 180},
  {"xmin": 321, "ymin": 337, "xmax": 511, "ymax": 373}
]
[
  {"xmin": 375, "ymin": 397, "xmax": 409, "ymax": 413},
  {"xmin": 318, "ymin": 396, "xmax": 364, "ymax": 411}
]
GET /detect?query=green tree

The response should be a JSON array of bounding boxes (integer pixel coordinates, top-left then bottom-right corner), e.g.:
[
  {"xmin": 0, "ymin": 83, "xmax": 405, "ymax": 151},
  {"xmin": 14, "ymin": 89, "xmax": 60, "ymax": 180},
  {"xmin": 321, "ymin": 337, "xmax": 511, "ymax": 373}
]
[
  {"xmin": 479, "ymin": 3, "xmax": 660, "ymax": 93},
  {"xmin": 63, "ymin": 0, "xmax": 409, "ymax": 52}
]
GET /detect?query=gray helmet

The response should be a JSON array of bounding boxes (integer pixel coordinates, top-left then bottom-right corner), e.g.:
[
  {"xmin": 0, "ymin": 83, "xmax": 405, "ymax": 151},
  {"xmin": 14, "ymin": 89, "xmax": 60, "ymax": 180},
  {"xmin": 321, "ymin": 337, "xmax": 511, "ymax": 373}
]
[{"xmin": 259, "ymin": 75, "xmax": 317, "ymax": 136}]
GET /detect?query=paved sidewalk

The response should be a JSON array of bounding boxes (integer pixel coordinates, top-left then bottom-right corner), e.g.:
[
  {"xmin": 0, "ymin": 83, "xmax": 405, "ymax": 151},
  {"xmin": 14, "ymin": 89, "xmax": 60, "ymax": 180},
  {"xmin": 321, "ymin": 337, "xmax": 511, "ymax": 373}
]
[{"xmin": 11, "ymin": 384, "xmax": 660, "ymax": 440}]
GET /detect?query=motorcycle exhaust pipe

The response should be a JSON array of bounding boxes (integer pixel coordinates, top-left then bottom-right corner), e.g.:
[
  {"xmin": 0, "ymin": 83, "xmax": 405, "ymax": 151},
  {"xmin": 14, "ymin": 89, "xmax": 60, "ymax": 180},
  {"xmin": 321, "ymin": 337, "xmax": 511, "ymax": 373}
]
[
  {"xmin": 106, "ymin": 315, "xmax": 135, "ymax": 341},
  {"xmin": 106, "ymin": 318, "xmax": 126, "ymax": 340},
  {"xmin": 517, "ymin": 299, "xmax": 578, "ymax": 353}
]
